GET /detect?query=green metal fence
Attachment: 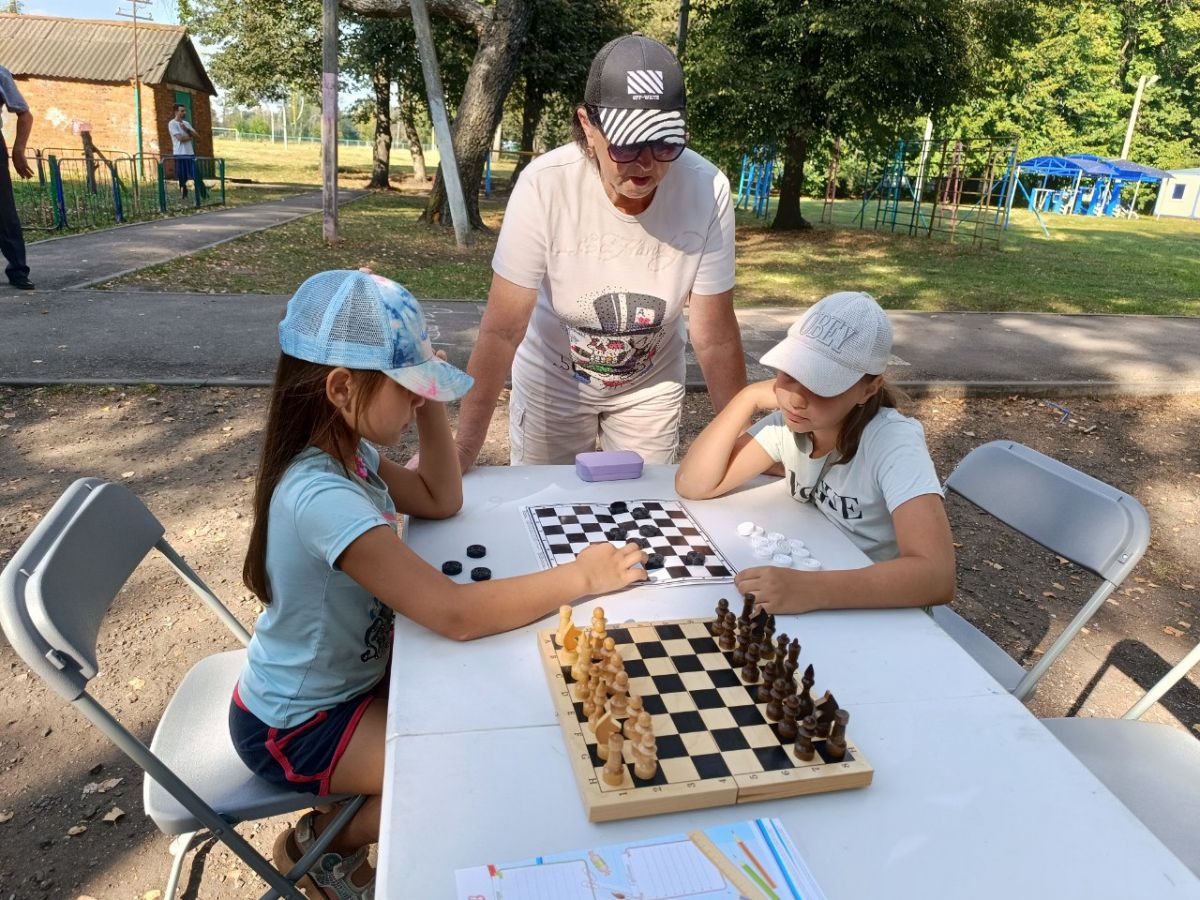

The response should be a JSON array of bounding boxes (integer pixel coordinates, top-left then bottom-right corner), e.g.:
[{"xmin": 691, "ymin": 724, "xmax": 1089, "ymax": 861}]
[{"xmin": 14, "ymin": 151, "xmax": 226, "ymax": 233}]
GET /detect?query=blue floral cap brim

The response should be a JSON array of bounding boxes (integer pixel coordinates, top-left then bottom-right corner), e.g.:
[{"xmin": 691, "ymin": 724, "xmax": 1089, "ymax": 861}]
[{"xmin": 385, "ymin": 355, "xmax": 474, "ymax": 402}]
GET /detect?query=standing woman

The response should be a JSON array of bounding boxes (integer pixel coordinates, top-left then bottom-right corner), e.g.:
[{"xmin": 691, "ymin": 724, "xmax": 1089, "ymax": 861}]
[{"xmin": 453, "ymin": 34, "xmax": 746, "ymax": 468}]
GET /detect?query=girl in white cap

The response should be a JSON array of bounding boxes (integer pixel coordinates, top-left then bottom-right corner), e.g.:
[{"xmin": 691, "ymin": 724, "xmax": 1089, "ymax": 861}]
[
  {"xmin": 676, "ymin": 291, "xmax": 955, "ymax": 614},
  {"xmin": 231, "ymin": 271, "xmax": 647, "ymax": 898}
]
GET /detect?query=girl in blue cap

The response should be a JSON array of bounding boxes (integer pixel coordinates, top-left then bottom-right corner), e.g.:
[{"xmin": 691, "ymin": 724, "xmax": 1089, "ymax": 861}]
[{"xmin": 230, "ymin": 270, "xmax": 648, "ymax": 898}]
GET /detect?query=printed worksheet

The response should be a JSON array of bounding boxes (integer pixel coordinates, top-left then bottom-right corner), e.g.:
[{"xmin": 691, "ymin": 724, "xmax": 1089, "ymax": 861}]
[{"xmin": 454, "ymin": 818, "xmax": 826, "ymax": 900}]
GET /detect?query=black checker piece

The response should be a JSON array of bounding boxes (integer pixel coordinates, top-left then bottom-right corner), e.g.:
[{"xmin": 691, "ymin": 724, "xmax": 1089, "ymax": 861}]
[
  {"xmin": 638, "ymin": 524, "xmax": 662, "ymax": 537},
  {"xmin": 609, "ymin": 501, "xmax": 628, "ymax": 514},
  {"xmin": 690, "ymin": 689, "xmax": 725, "ymax": 710},
  {"xmin": 692, "ymin": 754, "xmax": 732, "ymax": 780},
  {"xmin": 670, "ymin": 711, "xmax": 708, "ymax": 733},
  {"xmin": 712, "ymin": 727, "xmax": 751, "ymax": 752},
  {"xmin": 645, "ymin": 554, "xmax": 665, "ymax": 570},
  {"xmin": 630, "ymin": 507, "xmax": 649, "ymax": 519}
]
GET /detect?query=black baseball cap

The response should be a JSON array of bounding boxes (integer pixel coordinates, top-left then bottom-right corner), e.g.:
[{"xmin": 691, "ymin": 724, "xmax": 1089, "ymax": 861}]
[{"xmin": 584, "ymin": 34, "xmax": 687, "ymax": 146}]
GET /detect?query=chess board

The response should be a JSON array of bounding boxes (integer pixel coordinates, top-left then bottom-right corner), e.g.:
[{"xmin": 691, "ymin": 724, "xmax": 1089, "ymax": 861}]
[
  {"xmin": 537, "ymin": 617, "xmax": 873, "ymax": 822},
  {"xmin": 523, "ymin": 500, "xmax": 736, "ymax": 585}
]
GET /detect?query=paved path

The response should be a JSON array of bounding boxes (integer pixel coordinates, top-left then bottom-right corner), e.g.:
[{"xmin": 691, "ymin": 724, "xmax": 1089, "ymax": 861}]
[
  {"xmin": 4, "ymin": 290, "xmax": 1199, "ymax": 394},
  {"xmin": 24, "ymin": 190, "xmax": 365, "ymax": 291}
]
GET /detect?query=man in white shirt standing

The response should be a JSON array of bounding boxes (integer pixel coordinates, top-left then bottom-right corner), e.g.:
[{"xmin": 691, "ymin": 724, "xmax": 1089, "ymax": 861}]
[
  {"xmin": 0, "ymin": 63, "xmax": 34, "ymax": 290},
  {"xmin": 168, "ymin": 104, "xmax": 199, "ymax": 199}
]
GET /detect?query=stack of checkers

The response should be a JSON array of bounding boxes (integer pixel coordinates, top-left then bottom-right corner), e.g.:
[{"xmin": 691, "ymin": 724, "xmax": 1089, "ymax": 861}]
[
  {"xmin": 538, "ymin": 597, "xmax": 872, "ymax": 822},
  {"xmin": 736, "ymin": 522, "xmax": 821, "ymax": 570},
  {"xmin": 441, "ymin": 544, "xmax": 491, "ymax": 581}
]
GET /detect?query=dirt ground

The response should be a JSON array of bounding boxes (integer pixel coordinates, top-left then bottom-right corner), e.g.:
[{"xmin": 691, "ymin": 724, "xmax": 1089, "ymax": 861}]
[{"xmin": 1, "ymin": 385, "xmax": 1197, "ymax": 899}]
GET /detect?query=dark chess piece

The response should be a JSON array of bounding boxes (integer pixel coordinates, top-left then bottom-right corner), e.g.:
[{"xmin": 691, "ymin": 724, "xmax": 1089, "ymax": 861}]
[
  {"xmin": 765, "ymin": 678, "xmax": 787, "ymax": 721},
  {"xmin": 757, "ymin": 658, "xmax": 779, "ymax": 704},
  {"xmin": 814, "ymin": 692, "xmax": 840, "ymax": 739},
  {"xmin": 778, "ymin": 694, "xmax": 800, "ymax": 742},
  {"xmin": 740, "ymin": 642, "xmax": 761, "ymax": 683},
  {"xmin": 711, "ymin": 598, "xmax": 730, "ymax": 634},
  {"xmin": 826, "ymin": 709, "xmax": 850, "ymax": 761},
  {"xmin": 718, "ymin": 611, "xmax": 737, "ymax": 651},
  {"xmin": 787, "ymin": 638, "xmax": 801, "ymax": 668},
  {"xmin": 774, "ymin": 633, "xmax": 790, "ymax": 665},
  {"xmin": 731, "ymin": 621, "xmax": 751, "ymax": 667},
  {"xmin": 759, "ymin": 618, "xmax": 776, "ymax": 662},
  {"xmin": 794, "ymin": 716, "xmax": 817, "ymax": 762},
  {"xmin": 797, "ymin": 664, "xmax": 816, "ymax": 718},
  {"xmin": 739, "ymin": 594, "xmax": 755, "ymax": 627}
]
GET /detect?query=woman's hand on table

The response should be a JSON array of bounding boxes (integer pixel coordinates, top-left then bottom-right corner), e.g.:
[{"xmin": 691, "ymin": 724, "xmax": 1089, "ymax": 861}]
[{"xmin": 575, "ymin": 541, "xmax": 649, "ymax": 595}]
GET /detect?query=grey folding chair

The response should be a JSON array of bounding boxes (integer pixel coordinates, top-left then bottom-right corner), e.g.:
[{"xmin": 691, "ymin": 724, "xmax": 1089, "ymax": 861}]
[
  {"xmin": 0, "ymin": 478, "xmax": 364, "ymax": 900},
  {"xmin": 1042, "ymin": 642, "xmax": 1200, "ymax": 876},
  {"xmin": 932, "ymin": 440, "xmax": 1151, "ymax": 700}
]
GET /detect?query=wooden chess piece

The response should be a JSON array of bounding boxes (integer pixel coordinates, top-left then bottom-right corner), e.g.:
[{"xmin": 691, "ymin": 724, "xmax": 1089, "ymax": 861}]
[
  {"xmin": 732, "ymin": 621, "xmax": 750, "ymax": 667},
  {"xmin": 797, "ymin": 664, "xmax": 816, "ymax": 718},
  {"xmin": 609, "ymin": 671, "xmax": 630, "ymax": 719},
  {"xmin": 633, "ymin": 731, "xmax": 658, "ymax": 780},
  {"xmin": 740, "ymin": 593, "xmax": 755, "ymax": 625},
  {"xmin": 588, "ymin": 684, "xmax": 607, "ymax": 731},
  {"xmin": 623, "ymin": 695, "xmax": 644, "ymax": 739},
  {"xmin": 826, "ymin": 709, "xmax": 850, "ymax": 761},
  {"xmin": 718, "ymin": 612, "xmax": 737, "ymax": 651},
  {"xmin": 814, "ymin": 692, "xmax": 839, "ymax": 738},
  {"xmin": 781, "ymin": 657, "xmax": 798, "ymax": 688},
  {"xmin": 774, "ymin": 633, "xmax": 790, "ymax": 666},
  {"xmin": 787, "ymin": 638, "xmax": 801, "ymax": 669},
  {"xmin": 556, "ymin": 605, "xmax": 581, "ymax": 656},
  {"xmin": 794, "ymin": 716, "xmax": 817, "ymax": 762},
  {"xmin": 573, "ymin": 653, "xmax": 592, "ymax": 702},
  {"xmin": 740, "ymin": 642, "xmax": 761, "ymax": 683},
  {"xmin": 711, "ymin": 598, "xmax": 730, "ymax": 634},
  {"xmin": 600, "ymin": 637, "xmax": 620, "ymax": 692},
  {"xmin": 766, "ymin": 678, "xmax": 787, "ymax": 721},
  {"xmin": 778, "ymin": 694, "xmax": 800, "ymax": 742},
  {"xmin": 757, "ymin": 657, "xmax": 779, "ymax": 704},
  {"xmin": 602, "ymin": 733, "xmax": 626, "ymax": 786},
  {"xmin": 759, "ymin": 618, "xmax": 776, "ymax": 662},
  {"xmin": 595, "ymin": 708, "xmax": 620, "ymax": 758},
  {"xmin": 570, "ymin": 627, "xmax": 591, "ymax": 683}
]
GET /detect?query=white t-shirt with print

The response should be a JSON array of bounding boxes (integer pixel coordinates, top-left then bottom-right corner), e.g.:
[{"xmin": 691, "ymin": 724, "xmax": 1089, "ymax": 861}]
[
  {"xmin": 169, "ymin": 118, "xmax": 194, "ymax": 155},
  {"xmin": 492, "ymin": 142, "xmax": 735, "ymax": 402},
  {"xmin": 750, "ymin": 407, "xmax": 943, "ymax": 563}
]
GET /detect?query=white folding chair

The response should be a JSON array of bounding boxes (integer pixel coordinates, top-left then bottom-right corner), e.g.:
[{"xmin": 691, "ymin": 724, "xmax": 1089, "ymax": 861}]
[
  {"xmin": 0, "ymin": 478, "xmax": 364, "ymax": 899},
  {"xmin": 1042, "ymin": 642, "xmax": 1200, "ymax": 876},
  {"xmin": 932, "ymin": 440, "xmax": 1151, "ymax": 700}
]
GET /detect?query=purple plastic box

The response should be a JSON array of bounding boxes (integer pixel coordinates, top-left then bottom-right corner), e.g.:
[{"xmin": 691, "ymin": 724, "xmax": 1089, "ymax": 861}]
[{"xmin": 575, "ymin": 450, "xmax": 644, "ymax": 482}]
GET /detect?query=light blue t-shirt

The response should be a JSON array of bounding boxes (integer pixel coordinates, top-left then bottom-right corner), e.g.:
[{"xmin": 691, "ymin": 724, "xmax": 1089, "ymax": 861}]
[
  {"xmin": 238, "ymin": 442, "xmax": 397, "ymax": 728},
  {"xmin": 750, "ymin": 407, "xmax": 943, "ymax": 563}
]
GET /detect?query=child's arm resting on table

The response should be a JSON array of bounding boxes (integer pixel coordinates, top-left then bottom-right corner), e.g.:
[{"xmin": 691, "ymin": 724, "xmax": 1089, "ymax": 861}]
[
  {"xmin": 377, "ymin": 399, "xmax": 463, "ymax": 520},
  {"xmin": 338, "ymin": 527, "xmax": 648, "ymax": 641},
  {"xmin": 734, "ymin": 493, "xmax": 956, "ymax": 613},
  {"xmin": 676, "ymin": 380, "xmax": 779, "ymax": 500}
]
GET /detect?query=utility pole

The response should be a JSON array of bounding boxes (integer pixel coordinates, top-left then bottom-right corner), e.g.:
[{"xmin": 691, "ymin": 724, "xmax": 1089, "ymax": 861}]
[
  {"xmin": 115, "ymin": 0, "xmax": 151, "ymax": 171},
  {"xmin": 1120, "ymin": 73, "xmax": 1160, "ymax": 161},
  {"xmin": 409, "ymin": 0, "xmax": 472, "ymax": 248},
  {"xmin": 321, "ymin": 0, "xmax": 338, "ymax": 244},
  {"xmin": 676, "ymin": 0, "xmax": 690, "ymax": 58}
]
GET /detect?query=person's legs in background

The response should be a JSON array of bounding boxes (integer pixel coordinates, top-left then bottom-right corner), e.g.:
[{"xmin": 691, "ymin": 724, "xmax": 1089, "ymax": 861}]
[
  {"xmin": 0, "ymin": 134, "xmax": 31, "ymax": 289},
  {"xmin": 598, "ymin": 379, "xmax": 685, "ymax": 464},
  {"xmin": 508, "ymin": 383, "xmax": 601, "ymax": 465}
]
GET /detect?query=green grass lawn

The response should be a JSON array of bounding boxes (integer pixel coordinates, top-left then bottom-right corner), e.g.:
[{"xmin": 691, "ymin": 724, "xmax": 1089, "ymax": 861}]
[
  {"xmin": 103, "ymin": 173, "xmax": 1200, "ymax": 314},
  {"xmin": 735, "ymin": 199, "xmax": 1200, "ymax": 314}
]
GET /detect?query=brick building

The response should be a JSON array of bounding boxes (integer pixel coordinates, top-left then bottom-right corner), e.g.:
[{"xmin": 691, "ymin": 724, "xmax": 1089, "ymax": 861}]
[{"xmin": 0, "ymin": 13, "xmax": 216, "ymax": 158}]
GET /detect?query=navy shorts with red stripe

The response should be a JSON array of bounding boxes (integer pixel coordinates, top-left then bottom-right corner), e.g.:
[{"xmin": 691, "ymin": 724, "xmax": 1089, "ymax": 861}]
[{"xmin": 229, "ymin": 681, "xmax": 381, "ymax": 797}]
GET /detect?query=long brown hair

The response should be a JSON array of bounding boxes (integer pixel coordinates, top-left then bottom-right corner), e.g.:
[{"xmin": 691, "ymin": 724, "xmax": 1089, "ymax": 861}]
[
  {"xmin": 243, "ymin": 353, "xmax": 387, "ymax": 604},
  {"xmin": 831, "ymin": 376, "xmax": 903, "ymax": 466}
]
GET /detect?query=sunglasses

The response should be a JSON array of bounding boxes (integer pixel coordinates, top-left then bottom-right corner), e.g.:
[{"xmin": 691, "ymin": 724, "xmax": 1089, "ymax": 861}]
[{"xmin": 603, "ymin": 140, "xmax": 686, "ymax": 163}]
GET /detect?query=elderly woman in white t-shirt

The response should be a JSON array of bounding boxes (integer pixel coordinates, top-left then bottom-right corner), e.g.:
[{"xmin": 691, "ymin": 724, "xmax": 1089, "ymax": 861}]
[{"xmin": 453, "ymin": 34, "xmax": 747, "ymax": 468}]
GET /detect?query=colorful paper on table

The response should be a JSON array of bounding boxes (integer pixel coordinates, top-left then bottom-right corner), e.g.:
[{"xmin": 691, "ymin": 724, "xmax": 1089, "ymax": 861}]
[{"xmin": 453, "ymin": 817, "xmax": 826, "ymax": 900}]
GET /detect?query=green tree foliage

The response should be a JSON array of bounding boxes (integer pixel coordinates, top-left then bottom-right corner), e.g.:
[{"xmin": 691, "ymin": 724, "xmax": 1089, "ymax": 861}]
[
  {"xmin": 684, "ymin": 0, "xmax": 1032, "ymax": 229},
  {"xmin": 947, "ymin": 2, "xmax": 1200, "ymax": 168}
]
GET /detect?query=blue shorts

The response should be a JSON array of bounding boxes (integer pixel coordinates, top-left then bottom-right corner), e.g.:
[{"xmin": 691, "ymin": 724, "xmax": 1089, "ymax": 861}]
[{"xmin": 229, "ymin": 681, "xmax": 383, "ymax": 797}]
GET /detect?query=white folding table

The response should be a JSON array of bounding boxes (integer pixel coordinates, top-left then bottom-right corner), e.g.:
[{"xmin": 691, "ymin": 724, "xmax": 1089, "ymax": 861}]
[{"xmin": 379, "ymin": 466, "xmax": 1199, "ymax": 899}]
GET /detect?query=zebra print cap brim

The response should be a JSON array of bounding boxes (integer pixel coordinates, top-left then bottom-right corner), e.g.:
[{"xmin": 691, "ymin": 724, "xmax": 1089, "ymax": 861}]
[{"xmin": 598, "ymin": 107, "xmax": 687, "ymax": 146}]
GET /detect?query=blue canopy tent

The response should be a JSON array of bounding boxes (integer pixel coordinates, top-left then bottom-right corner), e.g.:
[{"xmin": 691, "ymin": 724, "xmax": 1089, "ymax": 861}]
[
  {"xmin": 1067, "ymin": 155, "xmax": 1170, "ymax": 214},
  {"xmin": 1012, "ymin": 155, "xmax": 1120, "ymax": 234}
]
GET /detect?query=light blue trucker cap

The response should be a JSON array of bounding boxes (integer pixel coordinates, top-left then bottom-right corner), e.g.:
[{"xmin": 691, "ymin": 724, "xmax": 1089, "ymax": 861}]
[{"xmin": 279, "ymin": 270, "xmax": 473, "ymax": 402}]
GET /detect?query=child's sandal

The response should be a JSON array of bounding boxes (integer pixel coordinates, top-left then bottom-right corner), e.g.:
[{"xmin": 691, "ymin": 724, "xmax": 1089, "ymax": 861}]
[{"xmin": 273, "ymin": 810, "xmax": 375, "ymax": 899}]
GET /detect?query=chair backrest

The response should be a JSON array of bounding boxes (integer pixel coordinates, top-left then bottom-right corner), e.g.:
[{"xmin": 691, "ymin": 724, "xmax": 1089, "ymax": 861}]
[
  {"xmin": 945, "ymin": 440, "xmax": 1150, "ymax": 585},
  {"xmin": 0, "ymin": 478, "xmax": 164, "ymax": 700}
]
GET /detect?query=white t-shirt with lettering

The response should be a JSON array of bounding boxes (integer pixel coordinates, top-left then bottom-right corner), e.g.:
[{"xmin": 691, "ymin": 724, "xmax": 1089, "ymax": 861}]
[
  {"xmin": 750, "ymin": 407, "xmax": 943, "ymax": 562},
  {"xmin": 492, "ymin": 142, "xmax": 735, "ymax": 402}
]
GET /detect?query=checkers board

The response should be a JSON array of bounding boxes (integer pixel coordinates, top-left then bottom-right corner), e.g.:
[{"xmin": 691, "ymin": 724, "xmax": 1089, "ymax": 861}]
[
  {"xmin": 537, "ymin": 617, "xmax": 873, "ymax": 822},
  {"xmin": 523, "ymin": 500, "xmax": 736, "ymax": 585}
]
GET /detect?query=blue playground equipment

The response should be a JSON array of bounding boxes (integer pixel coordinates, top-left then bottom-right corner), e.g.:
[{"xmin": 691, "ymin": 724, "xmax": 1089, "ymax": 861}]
[
  {"xmin": 736, "ymin": 148, "xmax": 776, "ymax": 217},
  {"xmin": 1013, "ymin": 154, "xmax": 1169, "ymax": 234}
]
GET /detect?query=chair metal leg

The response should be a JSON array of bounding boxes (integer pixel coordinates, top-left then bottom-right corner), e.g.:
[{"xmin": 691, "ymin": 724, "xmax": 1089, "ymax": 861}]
[
  {"xmin": 163, "ymin": 831, "xmax": 199, "ymax": 900},
  {"xmin": 1124, "ymin": 639, "xmax": 1200, "ymax": 720}
]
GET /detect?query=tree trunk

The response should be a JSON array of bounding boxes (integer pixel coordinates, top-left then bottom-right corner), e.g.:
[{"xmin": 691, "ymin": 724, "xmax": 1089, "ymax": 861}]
[
  {"xmin": 398, "ymin": 89, "xmax": 428, "ymax": 182},
  {"xmin": 422, "ymin": 0, "xmax": 534, "ymax": 228},
  {"xmin": 369, "ymin": 66, "xmax": 393, "ymax": 189},
  {"xmin": 771, "ymin": 130, "xmax": 812, "ymax": 231},
  {"xmin": 509, "ymin": 77, "xmax": 544, "ymax": 187}
]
